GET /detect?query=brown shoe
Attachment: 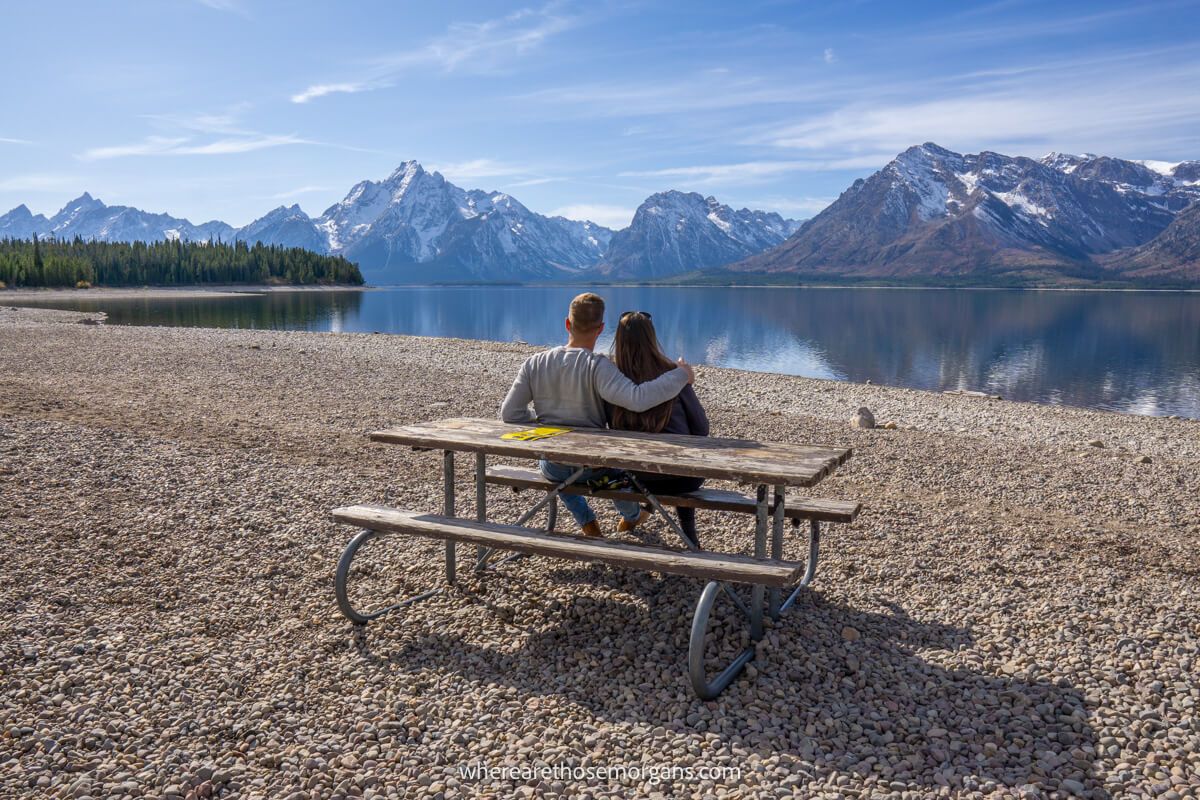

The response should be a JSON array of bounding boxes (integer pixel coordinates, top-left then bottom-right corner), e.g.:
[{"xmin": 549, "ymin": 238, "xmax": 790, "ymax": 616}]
[
  {"xmin": 616, "ymin": 508, "xmax": 652, "ymax": 533},
  {"xmin": 580, "ymin": 521, "xmax": 603, "ymax": 538}
]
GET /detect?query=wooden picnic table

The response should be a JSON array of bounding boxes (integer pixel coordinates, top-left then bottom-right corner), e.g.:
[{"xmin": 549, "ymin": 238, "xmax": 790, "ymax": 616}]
[
  {"xmin": 334, "ymin": 416, "xmax": 858, "ymax": 699},
  {"xmin": 370, "ymin": 417, "xmax": 851, "ymax": 488}
]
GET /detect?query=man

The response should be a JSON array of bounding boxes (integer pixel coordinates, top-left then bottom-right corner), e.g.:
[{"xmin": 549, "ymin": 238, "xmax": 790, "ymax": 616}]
[{"xmin": 500, "ymin": 292, "xmax": 694, "ymax": 537}]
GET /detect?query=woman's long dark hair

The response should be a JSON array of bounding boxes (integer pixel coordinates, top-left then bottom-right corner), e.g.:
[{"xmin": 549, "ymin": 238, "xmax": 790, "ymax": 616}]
[{"xmin": 610, "ymin": 311, "xmax": 677, "ymax": 433}]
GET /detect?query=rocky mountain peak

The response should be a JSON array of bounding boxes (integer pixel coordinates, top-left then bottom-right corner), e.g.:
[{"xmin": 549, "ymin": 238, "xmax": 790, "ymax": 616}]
[
  {"xmin": 65, "ymin": 192, "xmax": 103, "ymax": 211},
  {"xmin": 259, "ymin": 204, "xmax": 306, "ymax": 218},
  {"xmin": 594, "ymin": 190, "xmax": 800, "ymax": 279},
  {"xmin": 1171, "ymin": 162, "xmax": 1200, "ymax": 183},
  {"xmin": 736, "ymin": 142, "xmax": 1200, "ymax": 284},
  {"xmin": 388, "ymin": 160, "xmax": 424, "ymax": 177},
  {"xmin": 641, "ymin": 189, "xmax": 701, "ymax": 211},
  {"xmin": 382, "ymin": 160, "xmax": 440, "ymax": 195},
  {"xmin": 0, "ymin": 203, "xmax": 51, "ymax": 238}
]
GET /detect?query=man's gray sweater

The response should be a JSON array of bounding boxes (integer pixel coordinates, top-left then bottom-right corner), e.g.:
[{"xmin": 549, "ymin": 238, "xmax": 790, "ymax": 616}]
[{"xmin": 500, "ymin": 345, "xmax": 688, "ymax": 429}]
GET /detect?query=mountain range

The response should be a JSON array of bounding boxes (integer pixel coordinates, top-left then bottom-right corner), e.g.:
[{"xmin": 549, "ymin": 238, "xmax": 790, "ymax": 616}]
[
  {"xmin": 0, "ymin": 163, "xmax": 797, "ymax": 283},
  {"xmin": 733, "ymin": 143, "xmax": 1200, "ymax": 284},
  {"xmin": 3, "ymin": 143, "xmax": 1198, "ymax": 285},
  {"xmin": 0, "ymin": 192, "xmax": 235, "ymax": 244}
]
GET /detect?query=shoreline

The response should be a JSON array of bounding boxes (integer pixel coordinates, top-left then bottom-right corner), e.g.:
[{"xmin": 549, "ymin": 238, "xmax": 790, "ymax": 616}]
[
  {"xmin": 372, "ymin": 282, "xmax": 1200, "ymax": 293},
  {"xmin": 3, "ymin": 281, "xmax": 1199, "ymax": 299},
  {"xmin": 0, "ymin": 283, "xmax": 370, "ymax": 302},
  {"xmin": 2, "ymin": 305, "xmax": 1198, "ymax": 797},
  {"xmin": 0, "ymin": 297, "xmax": 1194, "ymax": 422}
]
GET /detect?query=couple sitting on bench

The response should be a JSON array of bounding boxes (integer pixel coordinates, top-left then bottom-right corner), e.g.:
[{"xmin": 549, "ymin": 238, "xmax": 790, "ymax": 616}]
[{"xmin": 500, "ymin": 292, "xmax": 710, "ymax": 542}]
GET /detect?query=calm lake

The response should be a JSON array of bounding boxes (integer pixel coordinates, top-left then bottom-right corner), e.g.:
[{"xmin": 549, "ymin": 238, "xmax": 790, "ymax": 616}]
[{"xmin": 32, "ymin": 285, "xmax": 1200, "ymax": 418}]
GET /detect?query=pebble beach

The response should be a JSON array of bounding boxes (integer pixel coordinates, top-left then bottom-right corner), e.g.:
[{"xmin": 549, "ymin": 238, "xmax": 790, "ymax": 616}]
[{"xmin": 1, "ymin": 304, "xmax": 1198, "ymax": 799}]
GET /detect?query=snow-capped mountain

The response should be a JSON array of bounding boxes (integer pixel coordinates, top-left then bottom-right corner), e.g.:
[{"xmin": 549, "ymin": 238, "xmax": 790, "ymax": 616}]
[
  {"xmin": 318, "ymin": 161, "xmax": 612, "ymax": 281},
  {"xmin": 0, "ymin": 204, "xmax": 51, "ymax": 239},
  {"xmin": 0, "ymin": 165, "xmax": 618, "ymax": 282},
  {"xmin": 235, "ymin": 204, "xmax": 327, "ymax": 253},
  {"xmin": 37, "ymin": 192, "xmax": 236, "ymax": 243},
  {"xmin": 736, "ymin": 143, "xmax": 1200, "ymax": 283},
  {"xmin": 594, "ymin": 190, "xmax": 801, "ymax": 279},
  {"xmin": 1041, "ymin": 153, "xmax": 1200, "ymax": 213}
]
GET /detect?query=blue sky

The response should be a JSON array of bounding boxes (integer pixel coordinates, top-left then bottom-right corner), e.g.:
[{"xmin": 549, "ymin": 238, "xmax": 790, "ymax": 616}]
[{"xmin": 2, "ymin": 0, "xmax": 1198, "ymax": 229}]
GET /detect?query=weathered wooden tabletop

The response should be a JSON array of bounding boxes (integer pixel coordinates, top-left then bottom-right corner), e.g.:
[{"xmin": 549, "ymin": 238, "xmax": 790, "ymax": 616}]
[{"xmin": 370, "ymin": 417, "xmax": 851, "ymax": 488}]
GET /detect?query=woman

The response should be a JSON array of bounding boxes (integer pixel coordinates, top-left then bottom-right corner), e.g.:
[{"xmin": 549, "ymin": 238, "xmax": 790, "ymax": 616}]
[{"xmin": 607, "ymin": 311, "xmax": 709, "ymax": 546}]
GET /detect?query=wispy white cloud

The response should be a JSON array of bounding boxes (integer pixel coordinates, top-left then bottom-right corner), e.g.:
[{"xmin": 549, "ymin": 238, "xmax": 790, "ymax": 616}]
[
  {"xmin": 620, "ymin": 161, "xmax": 806, "ymax": 183},
  {"xmin": 430, "ymin": 158, "xmax": 530, "ymax": 181},
  {"xmin": 772, "ymin": 97, "xmax": 1042, "ymax": 152},
  {"xmin": 1, "ymin": 136, "xmax": 34, "ymax": 145},
  {"xmin": 696, "ymin": 42, "xmax": 1200, "ymax": 164},
  {"xmin": 742, "ymin": 196, "xmax": 834, "ymax": 217},
  {"xmin": 900, "ymin": 2, "xmax": 1190, "ymax": 47},
  {"xmin": 516, "ymin": 75, "xmax": 814, "ymax": 117},
  {"xmin": 429, "ymin": 159, "xmax": 569, "ymax": 190},
  {"xmin": 507, "ymin": 176, "xmax": 565, "ymax": 187},
  {"xmin": 84, "ymin": 104, "xmax": 320, "ymax": 160},
  {"xmin": 432, "ymin": 159, "xmax": 576, "ymax": 191},
  {"xmin": 141, "ymin": 105, "xmax": 254, "ymax": 134},
  {"xmin": 383, "ymin": 5, "xmax": 574, "ymax": 72},
  {"xmin": 182, "ymin": 134, "xmax": 310, "ymax": 156},
  {"xmin": 516, "ymin": 26, "xmax": 1200, "ymax": 170},
  {"xmin": 291, "ymin": 5, "xmax": 575, "ymax": 104},
  {"xmin": 547, "ymin": 203, "xmax": 635, "ymax": 229},
  {"xmin": 0, "ymin": 173, "xmax": 81, "ymax": 192},
  {"xmin": 77, "ymin": 136, "xmax": 189, "ymax": 160},
  {"xmin": 756, "ymin": 71, "xmax": 1200, "ymax": 159},
  {"xmin": 194, "ymin": 0, "xmax": 249, "ymax": 17},
  {"xmin": 618, "ymin": 156, "xmax": 895, "ymax": 185},
  {"xmin": 291, "ymin": 82, "xmax": 372, "ymax": 104},
  {"xmin": 78, "ymin": 134, "xmax": 310, "ymax": 161},
  {"xmin": 266, "ymin": 185, "xmax": 331, "ymax": 200},
  {"xmin": 823, "ymin": 48, "xmax": 836, "ymax": 64}
]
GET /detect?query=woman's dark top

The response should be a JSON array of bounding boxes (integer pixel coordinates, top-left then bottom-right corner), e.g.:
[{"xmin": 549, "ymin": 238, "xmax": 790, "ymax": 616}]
[
  {"xmin": 662, "ymin": 384, "xmax": 709, "ymax": 437},
  {"xmin": 605, "ymin": 383, "xmax": 709, "ymax": 437},
  {"xmin": 607, "ymin": 382, "xmax": 710, "ymax": 546}
]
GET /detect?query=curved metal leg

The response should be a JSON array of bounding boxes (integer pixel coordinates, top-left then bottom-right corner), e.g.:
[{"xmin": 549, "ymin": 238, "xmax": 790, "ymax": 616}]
[
  {"xmin": 689, "ymin": 580, "xmax": 757, "ymax": 700},
  {"xmin": 335, "ymin": 529, "xmax": 439, "ymax": 625},
  {"xmin": 779, "ymin": 520, "xmax": 820, "ymax": 614}
]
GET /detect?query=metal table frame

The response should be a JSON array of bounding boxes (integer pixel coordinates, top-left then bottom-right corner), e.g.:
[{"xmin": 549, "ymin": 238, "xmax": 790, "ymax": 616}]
[{"xmin": 335, "ymin": 448, "xmax": 824, "ymax": 700}]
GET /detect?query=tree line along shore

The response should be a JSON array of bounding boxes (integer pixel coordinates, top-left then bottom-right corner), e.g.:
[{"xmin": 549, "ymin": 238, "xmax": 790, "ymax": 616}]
[{"xmin": 0, "ymin": 236, "xmax": 364, "ymax": 289}]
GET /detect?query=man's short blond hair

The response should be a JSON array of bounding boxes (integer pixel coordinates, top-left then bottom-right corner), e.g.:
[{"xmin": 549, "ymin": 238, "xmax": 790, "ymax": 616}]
[{"xmin": 568, "ymin": 292, "xmax": 605, "ymax": 334}]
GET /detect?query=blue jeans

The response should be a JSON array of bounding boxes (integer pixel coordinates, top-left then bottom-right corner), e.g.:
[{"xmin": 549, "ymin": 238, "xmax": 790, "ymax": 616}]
[{"xmin": 539, "ymin": 460, "xmax": 642, "ymax": 528}]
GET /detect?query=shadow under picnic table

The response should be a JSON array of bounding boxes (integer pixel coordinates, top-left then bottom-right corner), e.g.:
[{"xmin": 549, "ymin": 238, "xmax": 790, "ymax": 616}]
[{"xmin": 349, "ymin": 568, "xmax": 1106, "ymax": 797}]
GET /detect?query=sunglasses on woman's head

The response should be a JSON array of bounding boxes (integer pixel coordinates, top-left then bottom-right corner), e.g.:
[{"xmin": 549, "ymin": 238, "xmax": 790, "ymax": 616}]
[{"xmin": 620, "ymin": 310, "xmax": 652, "ymax": 320}]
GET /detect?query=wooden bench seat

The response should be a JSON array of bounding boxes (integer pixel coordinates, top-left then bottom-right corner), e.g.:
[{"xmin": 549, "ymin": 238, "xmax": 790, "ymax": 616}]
[
  {"xmin": 332, "ymin": 504, "xmax": 807, "ymax": 587},
  {"xmin": 484, "ymin": 465, "xmax": 861, "ymax": 524}
]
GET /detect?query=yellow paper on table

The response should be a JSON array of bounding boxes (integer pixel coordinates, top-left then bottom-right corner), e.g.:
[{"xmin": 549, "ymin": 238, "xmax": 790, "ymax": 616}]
[{"xmin": 501, "ymin": 426, "xmax": 572, "ymax": 442}]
